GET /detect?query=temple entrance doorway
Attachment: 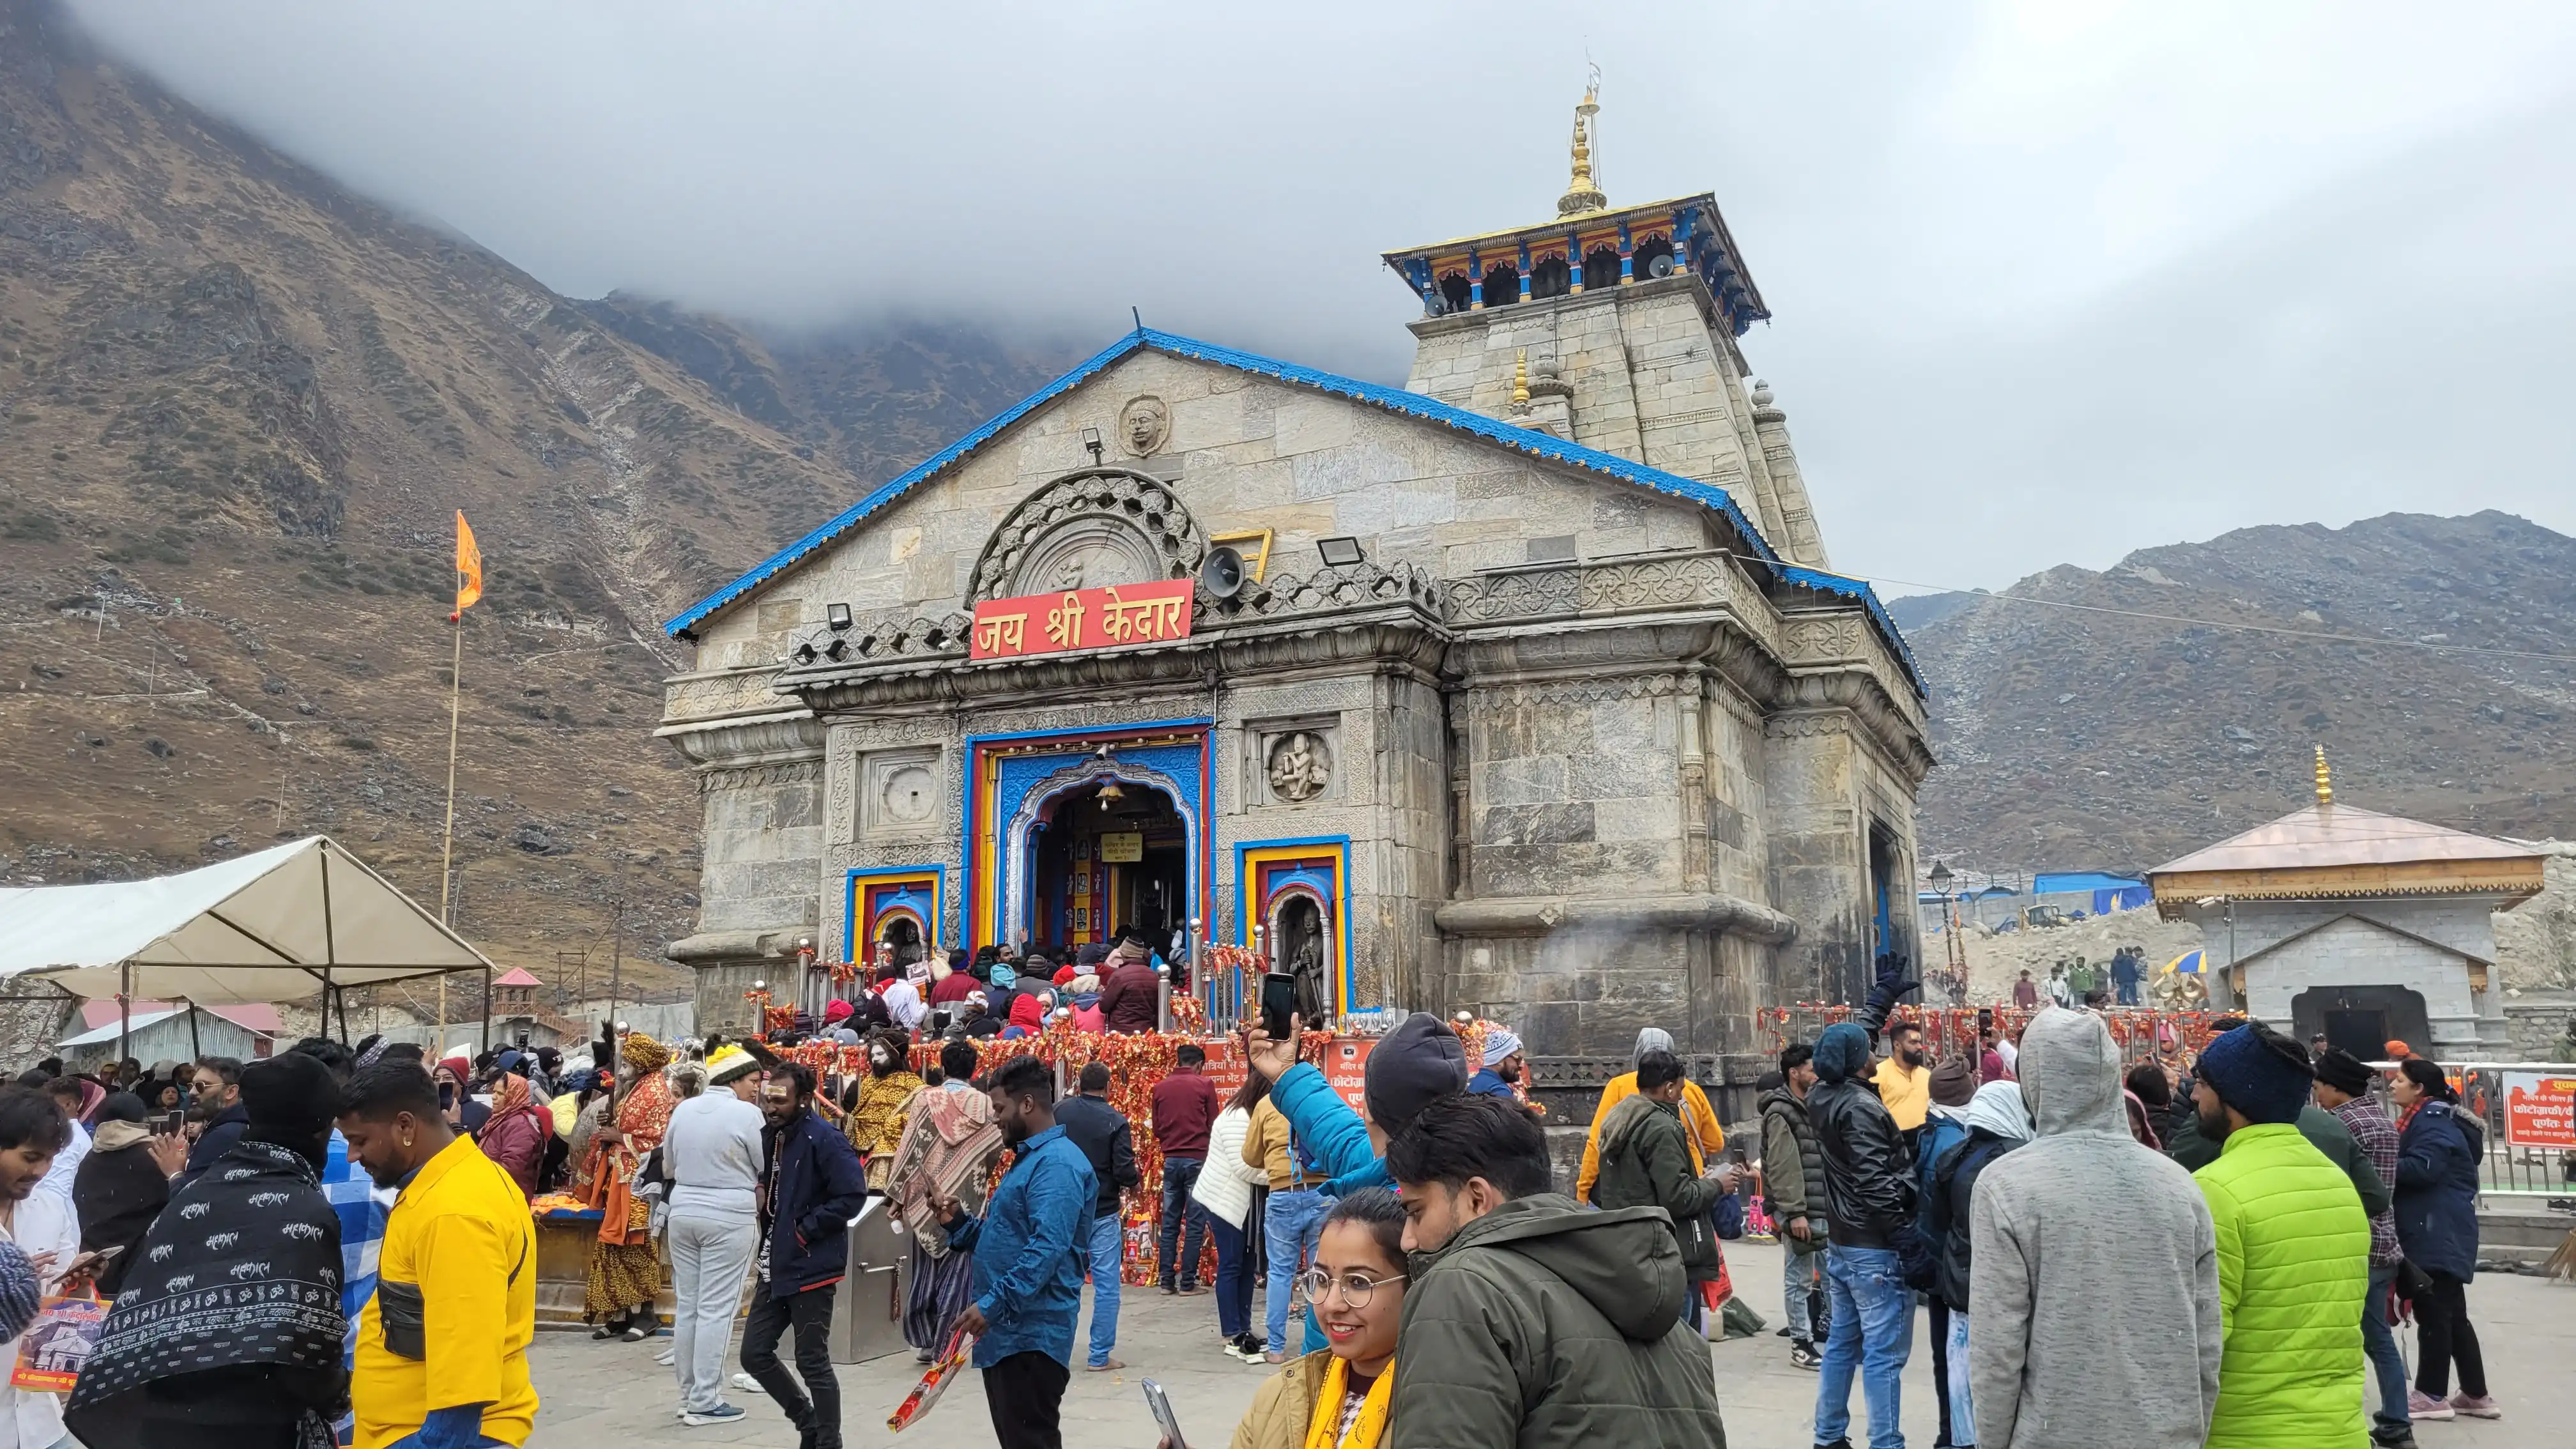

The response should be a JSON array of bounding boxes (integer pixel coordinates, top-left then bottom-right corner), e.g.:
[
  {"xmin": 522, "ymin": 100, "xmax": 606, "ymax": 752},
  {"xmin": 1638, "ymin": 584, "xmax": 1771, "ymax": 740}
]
[{"xmin": 1028, "ymin": 779, "xmax": 1187, "ymax": 956}]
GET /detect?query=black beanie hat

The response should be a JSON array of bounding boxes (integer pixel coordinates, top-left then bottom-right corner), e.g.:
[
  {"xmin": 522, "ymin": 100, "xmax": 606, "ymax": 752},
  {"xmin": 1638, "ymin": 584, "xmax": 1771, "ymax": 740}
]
[
  {"xmin": 2313, "ymin": 1047, "xmax": 2375, "ymax": 1099},
  {"xmin": 1363, "ymin": 1013, "xmax": 1468, "ymax": 1131},
  {"xmin": 239, "ymin": 1051, "xmax": 342, "ymax": 1134}
]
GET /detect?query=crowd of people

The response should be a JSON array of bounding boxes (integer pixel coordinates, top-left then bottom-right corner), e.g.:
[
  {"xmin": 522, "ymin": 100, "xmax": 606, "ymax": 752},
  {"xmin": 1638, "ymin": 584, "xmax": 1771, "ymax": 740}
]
[{"xmin": 0, "ymin": 930, "xmax": 2513, "ymax": 1449}]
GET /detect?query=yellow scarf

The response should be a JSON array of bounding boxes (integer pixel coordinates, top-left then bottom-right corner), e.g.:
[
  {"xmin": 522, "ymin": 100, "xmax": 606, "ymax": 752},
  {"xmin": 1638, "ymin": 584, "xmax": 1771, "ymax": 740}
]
[{"xmin": 1302, "ymin": 1354, "xmax": 1395, "ymax": 1449}]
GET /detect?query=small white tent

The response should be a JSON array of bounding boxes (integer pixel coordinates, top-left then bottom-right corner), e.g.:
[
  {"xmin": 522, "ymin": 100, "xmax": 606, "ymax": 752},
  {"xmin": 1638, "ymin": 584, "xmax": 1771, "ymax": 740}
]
[{"xmin": 0, "ymin": 835, "xmax": 495, "ymax": 1008}]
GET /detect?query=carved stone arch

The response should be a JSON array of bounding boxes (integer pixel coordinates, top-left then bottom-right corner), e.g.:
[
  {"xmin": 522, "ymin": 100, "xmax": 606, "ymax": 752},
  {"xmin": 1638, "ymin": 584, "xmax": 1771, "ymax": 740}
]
[{"xmin": 967, "ymin": 468, "xmax": 1208, "ymax": 604}]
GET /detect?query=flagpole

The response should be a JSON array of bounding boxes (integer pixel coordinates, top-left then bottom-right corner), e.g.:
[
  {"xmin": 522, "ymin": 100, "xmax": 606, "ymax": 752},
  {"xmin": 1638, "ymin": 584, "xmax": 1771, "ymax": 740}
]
[{"xmin": 437, "ymin": 578, "xmax": 464, "ymax": 1052}]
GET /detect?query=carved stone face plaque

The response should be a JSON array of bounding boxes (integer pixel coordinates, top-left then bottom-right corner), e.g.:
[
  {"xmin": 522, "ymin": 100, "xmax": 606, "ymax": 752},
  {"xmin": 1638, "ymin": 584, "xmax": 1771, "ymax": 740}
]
[
  {"xmin": 1119, "ymin": 395, "xmax": 1169, "ymax": 457},
  {"xmin": 1266, "ymin": 732, "xmax": 1331, "ymax": 802},
  {"xmin": 861, "ymin": 746, "xmax": 942, "ymax": 837}
]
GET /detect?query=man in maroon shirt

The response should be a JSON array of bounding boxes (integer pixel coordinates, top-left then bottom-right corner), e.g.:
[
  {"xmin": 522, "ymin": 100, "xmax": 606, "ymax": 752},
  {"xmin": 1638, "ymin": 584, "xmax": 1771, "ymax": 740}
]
[
  {"xmin": 1149, "ymin": 1043, "xmax": 1220, "ymax": 1294},
  {"xmin": 1097, "ymin": 942, "xmax": 1162, "ymax": 1034}
]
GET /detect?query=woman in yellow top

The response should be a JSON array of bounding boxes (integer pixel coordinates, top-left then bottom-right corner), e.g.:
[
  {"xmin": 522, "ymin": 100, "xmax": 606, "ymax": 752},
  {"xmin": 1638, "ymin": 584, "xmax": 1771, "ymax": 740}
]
[
  {"xmin": 1574, "ymin": 1026, "xmax": 1724, "ymax": 1201},
  {"xmin": 1183, "ymin": 1187, "xmax": 1407, "ymax": 1449},
  {"xmin": 338, "ymin": 1058, "xmax": 540, "ymax": 1449}
]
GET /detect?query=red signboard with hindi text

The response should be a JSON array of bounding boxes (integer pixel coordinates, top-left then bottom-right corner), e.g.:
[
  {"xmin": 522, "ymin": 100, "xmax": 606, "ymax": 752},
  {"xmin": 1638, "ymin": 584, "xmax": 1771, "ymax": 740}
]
[
  {"xmin": 970, "ymin": 579, "xmax": 1194, "ymax": 661},
  {"xmin": 2503, "ymin": 1072, "xmax": 2576, "ymax": 1151}
]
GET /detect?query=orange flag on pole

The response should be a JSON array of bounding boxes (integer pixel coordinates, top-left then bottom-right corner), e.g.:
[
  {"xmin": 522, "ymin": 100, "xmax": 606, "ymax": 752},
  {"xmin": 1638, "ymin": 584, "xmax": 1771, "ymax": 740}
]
[{"xmin": 452, "ymin": 510, "xmax": 483, "ymax": 620}]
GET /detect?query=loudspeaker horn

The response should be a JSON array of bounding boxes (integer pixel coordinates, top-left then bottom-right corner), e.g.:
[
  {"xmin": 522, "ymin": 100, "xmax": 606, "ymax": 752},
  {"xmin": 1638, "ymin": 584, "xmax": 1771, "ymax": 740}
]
[
  {"xmin": 1645, "ymin": 251, "xmax": 1678, "ymax": 279},
  {"xmin": 1201, "ymin": 546, "xmax": 1246, "ymax": 599}
]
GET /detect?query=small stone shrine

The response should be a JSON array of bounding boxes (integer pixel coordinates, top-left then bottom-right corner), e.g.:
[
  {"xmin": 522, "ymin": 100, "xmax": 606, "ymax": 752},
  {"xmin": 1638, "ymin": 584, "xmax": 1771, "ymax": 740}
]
[{"xmin": 656, "ymin": 88, "xmax": 1933, "ymax": 1082}]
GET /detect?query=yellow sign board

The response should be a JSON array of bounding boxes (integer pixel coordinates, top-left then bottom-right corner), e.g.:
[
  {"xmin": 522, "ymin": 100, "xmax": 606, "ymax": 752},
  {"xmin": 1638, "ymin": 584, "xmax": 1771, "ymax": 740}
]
[{"xmin": 1099, "ymin": 832, "xmax": 1144, "ymax": 863}]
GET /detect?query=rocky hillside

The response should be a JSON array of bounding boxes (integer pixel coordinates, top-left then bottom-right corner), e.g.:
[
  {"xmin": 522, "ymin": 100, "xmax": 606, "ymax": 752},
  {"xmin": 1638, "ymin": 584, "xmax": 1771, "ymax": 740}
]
[
  {"xmin": 0, "ymin": 0, "xmax": 1062, "ymax": 1025},
  {"xmin": 1901, "ymin": 510, "xmax": 2576, "ymax": 882}
]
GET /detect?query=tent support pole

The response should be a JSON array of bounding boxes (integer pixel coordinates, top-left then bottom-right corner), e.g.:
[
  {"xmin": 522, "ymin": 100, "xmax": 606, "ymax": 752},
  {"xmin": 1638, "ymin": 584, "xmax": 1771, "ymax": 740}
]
[
  {"xmin": 334, "ymin": 985, "xmax": 349, "ymax": 1045},
  {"xmin": 118, "ymin": 960, "xmax": 130, "ymax": 1068},
  {"xmin": 187, "ymin": 997, "xmax": 200, "ymax": 1060},
  {"xmin": 482, "ymin": 966, "xmax": 493, "ymax": 1054}
]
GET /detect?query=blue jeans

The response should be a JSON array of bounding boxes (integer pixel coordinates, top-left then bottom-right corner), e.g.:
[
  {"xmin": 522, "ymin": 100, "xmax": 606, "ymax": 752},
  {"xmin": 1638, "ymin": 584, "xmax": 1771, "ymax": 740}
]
[
  {"xmin": 1815, "ymin": 1244, "xmax": 1914, "ymax": 1449},
  {"xmin": 1782, "ymin": 1245, "xmax": 1823, "ymax": 1341},
  {"xmin": 1158, "ymin": 1156, "xmax": 1207, "ymax": 1289},
  {"xmin": 1263, "ymin": 1188, "xmax": 1328, "ymax": 1354},
  {"xmin": 1209, "ymin": 1213, "xmax": 1254, "ymax": 1340},
  {"xmin": 1946, "ymin": 1306, "xmax": 1975, "ymax": 1446},
  {"xmin": 1084, "ymin": 1212, "xmax": 1123, "ymax": 1368},
  {"xmin": 2363, "ymin": 1262, "xmax": 2409, "ymax": 1430}
]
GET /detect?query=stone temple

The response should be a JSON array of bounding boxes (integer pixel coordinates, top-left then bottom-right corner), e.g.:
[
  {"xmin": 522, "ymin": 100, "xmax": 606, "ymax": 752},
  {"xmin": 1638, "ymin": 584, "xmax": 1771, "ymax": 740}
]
[{"xmin": 656, "ymin": 89, "xmax": 1933, "ymax": 1084}]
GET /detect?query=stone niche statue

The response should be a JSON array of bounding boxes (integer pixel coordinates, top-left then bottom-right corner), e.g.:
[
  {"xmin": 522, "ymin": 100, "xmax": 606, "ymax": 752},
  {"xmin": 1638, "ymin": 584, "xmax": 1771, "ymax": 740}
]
[
  {"xmin": 1119, "ymin": 395, "xmax": 1169, "ymax": 457},
  {"xmin": 1267, "ymin": 732, "xmax": 1331, "ymax": 802}
]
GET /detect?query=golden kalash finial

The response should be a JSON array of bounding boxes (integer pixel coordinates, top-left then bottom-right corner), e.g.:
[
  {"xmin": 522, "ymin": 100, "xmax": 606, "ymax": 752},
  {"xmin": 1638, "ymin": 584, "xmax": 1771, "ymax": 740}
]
[
  {"xmin": 2315, "ymin": 744, "xmax": 2333, "ymax": 806},
  {"xmin": 1557, "ymin": 72, "xmax": 1607, "ymax": 217},
  {"xmin": 1512, "ymin": 349, "xmax": 1531, "ymax": 404}
]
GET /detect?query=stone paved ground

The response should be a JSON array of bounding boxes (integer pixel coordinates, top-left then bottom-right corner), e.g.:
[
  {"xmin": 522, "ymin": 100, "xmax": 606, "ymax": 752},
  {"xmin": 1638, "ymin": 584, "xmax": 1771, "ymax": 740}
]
[{"xmin": 532, "ymin": 1240, "xmax": 2575, "ymax": 1448}]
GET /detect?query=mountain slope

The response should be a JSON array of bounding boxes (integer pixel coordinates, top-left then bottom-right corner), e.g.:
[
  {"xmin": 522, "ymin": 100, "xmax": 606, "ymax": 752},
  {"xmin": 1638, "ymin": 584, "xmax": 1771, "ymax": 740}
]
[
  {"xmin": 1909, "ymin": 510, "xmax": 2576, "ymax": 876},
  {"xmin": 0, "ymin": 0, "xmax": 1062, "ymax": 1016}
]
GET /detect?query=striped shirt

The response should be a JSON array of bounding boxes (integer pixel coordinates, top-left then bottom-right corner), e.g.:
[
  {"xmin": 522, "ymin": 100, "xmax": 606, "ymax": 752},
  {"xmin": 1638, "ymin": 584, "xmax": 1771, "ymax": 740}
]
[{"xmin": 323, "ymin": 1129, "xmax": 397, "ymax": 1445}]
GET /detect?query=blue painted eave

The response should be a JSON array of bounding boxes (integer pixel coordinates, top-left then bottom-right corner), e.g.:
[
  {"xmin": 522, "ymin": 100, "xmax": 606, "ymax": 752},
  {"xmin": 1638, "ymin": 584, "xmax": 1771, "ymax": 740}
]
[
  {"xmin": 663, "ymin": 326, "xmax": 1785, "ymax": 639},
  {"xmin": 1775, "ymin": 564, "xmax": 1929, "ymax": 700}
]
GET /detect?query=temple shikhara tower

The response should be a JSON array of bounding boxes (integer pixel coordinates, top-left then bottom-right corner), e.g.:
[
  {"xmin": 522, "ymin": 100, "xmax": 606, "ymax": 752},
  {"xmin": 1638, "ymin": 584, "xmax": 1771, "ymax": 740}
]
[{"xmin": 655, "ymin": 87, "xmax": 1932, "ymax": 1087}]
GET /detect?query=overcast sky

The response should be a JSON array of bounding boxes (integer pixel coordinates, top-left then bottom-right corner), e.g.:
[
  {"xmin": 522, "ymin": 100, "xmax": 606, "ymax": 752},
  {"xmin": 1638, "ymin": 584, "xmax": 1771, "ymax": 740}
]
[{"xmin": 65, "ymin": 1, "xmax": 2576, "ymax": 594}]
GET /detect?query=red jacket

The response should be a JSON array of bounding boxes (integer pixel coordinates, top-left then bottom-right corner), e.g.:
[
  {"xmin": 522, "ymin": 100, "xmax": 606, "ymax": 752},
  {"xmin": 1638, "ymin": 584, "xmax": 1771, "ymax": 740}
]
[
  {"xmin": 475, "ymin": 1105, "xmax": 549, "ymax": 1197},
  {"xmin": 930, "ymin": 970, "xmax": 979, "ymax": 1006},
  {"xmin": 1098, "ymin": 960, "xmax": 1160, "ymax": 1033},
  {"xmin": 1149, "ymin": 1071, "xmax": 1221, "ymax": 1159}
]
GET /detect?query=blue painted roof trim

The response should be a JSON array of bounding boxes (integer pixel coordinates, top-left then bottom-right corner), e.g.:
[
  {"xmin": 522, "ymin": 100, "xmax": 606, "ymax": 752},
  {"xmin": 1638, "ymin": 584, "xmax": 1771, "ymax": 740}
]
[
  {"xmin": 666, "ymin": 325, "xmax": 1781, "ymax": 638},
  {"xmin": 1775, "ymin": 564, "xmax": 1928, "ymax": 700},
  {"xmin": 663, "ymin": 326, "xmax": 1921, "ymax": 699}
]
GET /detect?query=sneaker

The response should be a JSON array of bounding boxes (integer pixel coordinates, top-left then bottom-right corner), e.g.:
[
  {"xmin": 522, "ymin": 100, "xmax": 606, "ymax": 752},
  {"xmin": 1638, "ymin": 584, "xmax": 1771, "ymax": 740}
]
[
  {"xmin": 2370, "ymin": 1424, "xmax": 2418, "ymax": 1448},
  {"xmin": 2449, "ymin": 1394, "xmax": 2501, "ymax": 1420},
  {"xmin": 731, "ymin": 1371, "xmax": 762, "ymax": 1393},
  {"xmin": 1789, "ymin": 1340, "xmax": 1821, "ymax": 1371},
  {"xmin": 654, "ymin": 1348, "xmax": 675, "ymax": 1367},
  {"xmin": 2409, "ymin": 1391, "xmax": 2455, "ymax": 1422},
  {"xmin": 1775, "ymin": 1325, "xmax": 1793, "ymax": 1337},
  {"xmin": 681, "ymin": 1404, "xmax": 747, "ymax": 1427}
]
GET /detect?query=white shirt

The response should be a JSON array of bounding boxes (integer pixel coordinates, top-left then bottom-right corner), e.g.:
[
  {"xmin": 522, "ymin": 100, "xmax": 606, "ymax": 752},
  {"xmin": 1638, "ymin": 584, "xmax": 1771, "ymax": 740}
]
[
  {"xmin": 1996, "ymin": 1038, "xmax": 2019, "ymax": 1075},
  {"xmin": 663, "ymin": 1093, "xmax": 767, "ymax": 1218},
  {"xmin": 880, "ymin": 979, "xmax": 924, "ymax": 1031},
  {"xmin": 0, "ymin": 1191, "xmax": 79, "ymax": 1449},
  {"xmin": 32, "ymin": 1123, "xmax": 86, "ymax": 1203}
]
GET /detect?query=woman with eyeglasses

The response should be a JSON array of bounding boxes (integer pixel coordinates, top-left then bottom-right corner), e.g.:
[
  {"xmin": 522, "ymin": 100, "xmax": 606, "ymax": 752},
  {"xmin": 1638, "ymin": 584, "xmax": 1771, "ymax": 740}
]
[{"xmin": 1177, "ymin": 1186, "xmax": 1409, "ymax": 1449}]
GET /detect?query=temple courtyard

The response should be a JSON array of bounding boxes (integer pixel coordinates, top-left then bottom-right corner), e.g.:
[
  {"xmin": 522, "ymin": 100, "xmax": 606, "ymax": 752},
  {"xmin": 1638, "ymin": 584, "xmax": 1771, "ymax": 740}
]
[{"xmin": 528, "ymin": 1239, "xmax": 2573, "ymax": 1448}]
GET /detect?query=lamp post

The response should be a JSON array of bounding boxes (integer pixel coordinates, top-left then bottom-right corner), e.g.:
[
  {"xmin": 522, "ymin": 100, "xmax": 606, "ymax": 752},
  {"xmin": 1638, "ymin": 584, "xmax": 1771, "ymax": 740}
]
[{"xmin": 1928, "ymin": 859, "xmax": 1967, "ymax": 1006}]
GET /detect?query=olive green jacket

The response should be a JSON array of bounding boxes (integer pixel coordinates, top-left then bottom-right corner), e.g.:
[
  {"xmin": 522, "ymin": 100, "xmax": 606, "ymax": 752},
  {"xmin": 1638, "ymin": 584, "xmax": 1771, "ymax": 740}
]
[{"xmin": 1388, "ymin": 1194, "xmax": 1725, "ymax": 1449}]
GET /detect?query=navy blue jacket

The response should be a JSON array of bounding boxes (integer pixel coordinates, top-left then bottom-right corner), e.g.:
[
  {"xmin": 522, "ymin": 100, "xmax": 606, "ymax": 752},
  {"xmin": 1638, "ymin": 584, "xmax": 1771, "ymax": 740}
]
[
  {"xmin": 176, "ymin": 1102, "xmax": 249, "ymax": 1193},
  {"xmin": 2394, "ymin": 1099, "xmax": 2483, "ymax": 1280},
  {"xmin": 760, "ymin": 1107, "xmax": 870, "ymax": 1299}
]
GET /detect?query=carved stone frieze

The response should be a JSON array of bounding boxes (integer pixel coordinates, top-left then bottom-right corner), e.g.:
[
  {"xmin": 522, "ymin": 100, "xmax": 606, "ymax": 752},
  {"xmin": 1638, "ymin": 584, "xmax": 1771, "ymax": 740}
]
[
  {"xmin": 698, "ymin": 759, "xmax": 822, "ymax": 793},
  {"xmin": 965, "ymin": 468, "xmax": 1205, "ymax": 603},
  {"xmin": 659, "ymin": 712, "xmax": 824, "ymax": 769}
]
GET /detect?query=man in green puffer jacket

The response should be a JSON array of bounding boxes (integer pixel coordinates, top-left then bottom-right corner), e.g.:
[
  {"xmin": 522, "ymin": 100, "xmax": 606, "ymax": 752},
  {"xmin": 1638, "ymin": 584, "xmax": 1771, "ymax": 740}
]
[
  {"xmin": 1383, "ymin": 1092, "xmax": 1727, "ymax": 1449},
  {"xmin": 2189, "ymin": 1022, "xmax": 2370, "ymax": 1449},
  {"xmin": 1591, "ymin": 1049, "xmax": 1733, "ymax": 1287}
]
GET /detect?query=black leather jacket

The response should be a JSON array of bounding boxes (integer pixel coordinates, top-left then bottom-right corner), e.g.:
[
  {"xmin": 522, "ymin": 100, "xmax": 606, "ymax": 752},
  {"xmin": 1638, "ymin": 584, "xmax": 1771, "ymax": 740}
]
[{"xmin": 1805, "ymin": 1077, "xmax": 1913, "ymax": 1248}]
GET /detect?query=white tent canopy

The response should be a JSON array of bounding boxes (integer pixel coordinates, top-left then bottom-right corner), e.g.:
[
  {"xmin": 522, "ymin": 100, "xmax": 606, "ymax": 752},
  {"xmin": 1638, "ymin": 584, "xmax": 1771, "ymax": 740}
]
[{"xmin": 0, "ymin": 835, "xmax": 495, "ymax": 1006}]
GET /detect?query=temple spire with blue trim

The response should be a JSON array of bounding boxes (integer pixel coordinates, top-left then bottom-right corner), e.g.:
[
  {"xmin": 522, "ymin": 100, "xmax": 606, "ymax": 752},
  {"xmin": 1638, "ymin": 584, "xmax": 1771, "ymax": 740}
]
[{"xmin": 1381, "ymin": 80, "xmax": 1828, "ymax": 567}]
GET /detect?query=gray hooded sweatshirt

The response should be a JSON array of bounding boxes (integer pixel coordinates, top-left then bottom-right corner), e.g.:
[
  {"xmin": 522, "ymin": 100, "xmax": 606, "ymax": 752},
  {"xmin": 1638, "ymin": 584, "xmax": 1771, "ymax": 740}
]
[{"xmin": 1968, "ymin": 1008, "xmax": 2222, "ymax": 1449}]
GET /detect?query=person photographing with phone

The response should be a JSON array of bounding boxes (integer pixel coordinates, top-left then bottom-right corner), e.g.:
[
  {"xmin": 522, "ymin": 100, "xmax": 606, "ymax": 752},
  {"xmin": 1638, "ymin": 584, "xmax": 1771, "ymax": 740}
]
[{"xmin": 0, "ymin": 1085, "xmax": 98, "ymax": 1449}]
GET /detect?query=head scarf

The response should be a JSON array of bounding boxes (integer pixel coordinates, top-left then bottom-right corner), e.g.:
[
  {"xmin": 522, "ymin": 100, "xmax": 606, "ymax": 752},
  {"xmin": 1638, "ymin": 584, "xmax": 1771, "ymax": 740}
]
[
  {"xmin": 486, "ymin": 1071, "xmax": 533, "ymax": 1119},
  {"xmin": 1632, "ymin": 1027, "xmax": 1675, "ymax": 1066},
  {"xmin": 1009, "ymin": 993, "xmax": 1046, "ymax": 1032},
  {"xmin": 1957, "ymin": 1080, "xmax": 2035, "ymax": 1142},
  {"xmin": 620, "ymin": 1032, "xmax": 671, "ymax": 1072},
  {"xmin": 71, "ymin": 1077, "xmax": 106, "ymax": 1126}
]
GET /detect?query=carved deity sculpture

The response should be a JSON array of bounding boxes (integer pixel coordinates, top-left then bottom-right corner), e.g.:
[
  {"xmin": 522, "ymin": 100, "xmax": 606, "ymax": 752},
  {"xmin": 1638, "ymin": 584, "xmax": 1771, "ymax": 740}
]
[
  {"xmin": 1119, "ymin": 395, "xmax": 1169, "ymax": 456},
  {"xmin": 1268, "ymin": 732, "xmax": 1331, "ymax": 802}
]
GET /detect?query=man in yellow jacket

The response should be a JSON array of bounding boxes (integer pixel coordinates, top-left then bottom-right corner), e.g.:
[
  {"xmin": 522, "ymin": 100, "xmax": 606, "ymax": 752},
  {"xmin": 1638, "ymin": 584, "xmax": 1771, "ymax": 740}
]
[
  {"xmin": 2188, "ymin": 1022, "xmax": 2368, "ymax": 1449},
  {"xmin": 1575, "ymin": 1027, "xmax": 1723, "ymax": 1201},
  {"xmin": 338, "ymin": 1058, "xmax": 541, "ymax": 1449}
]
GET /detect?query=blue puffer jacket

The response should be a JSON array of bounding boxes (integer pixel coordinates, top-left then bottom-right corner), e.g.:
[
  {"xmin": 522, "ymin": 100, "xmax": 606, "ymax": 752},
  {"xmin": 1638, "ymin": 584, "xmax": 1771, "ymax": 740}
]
[{"xmin": 2393, "ymin": 1099, "xmax": 2482, "ymax": 1280}]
